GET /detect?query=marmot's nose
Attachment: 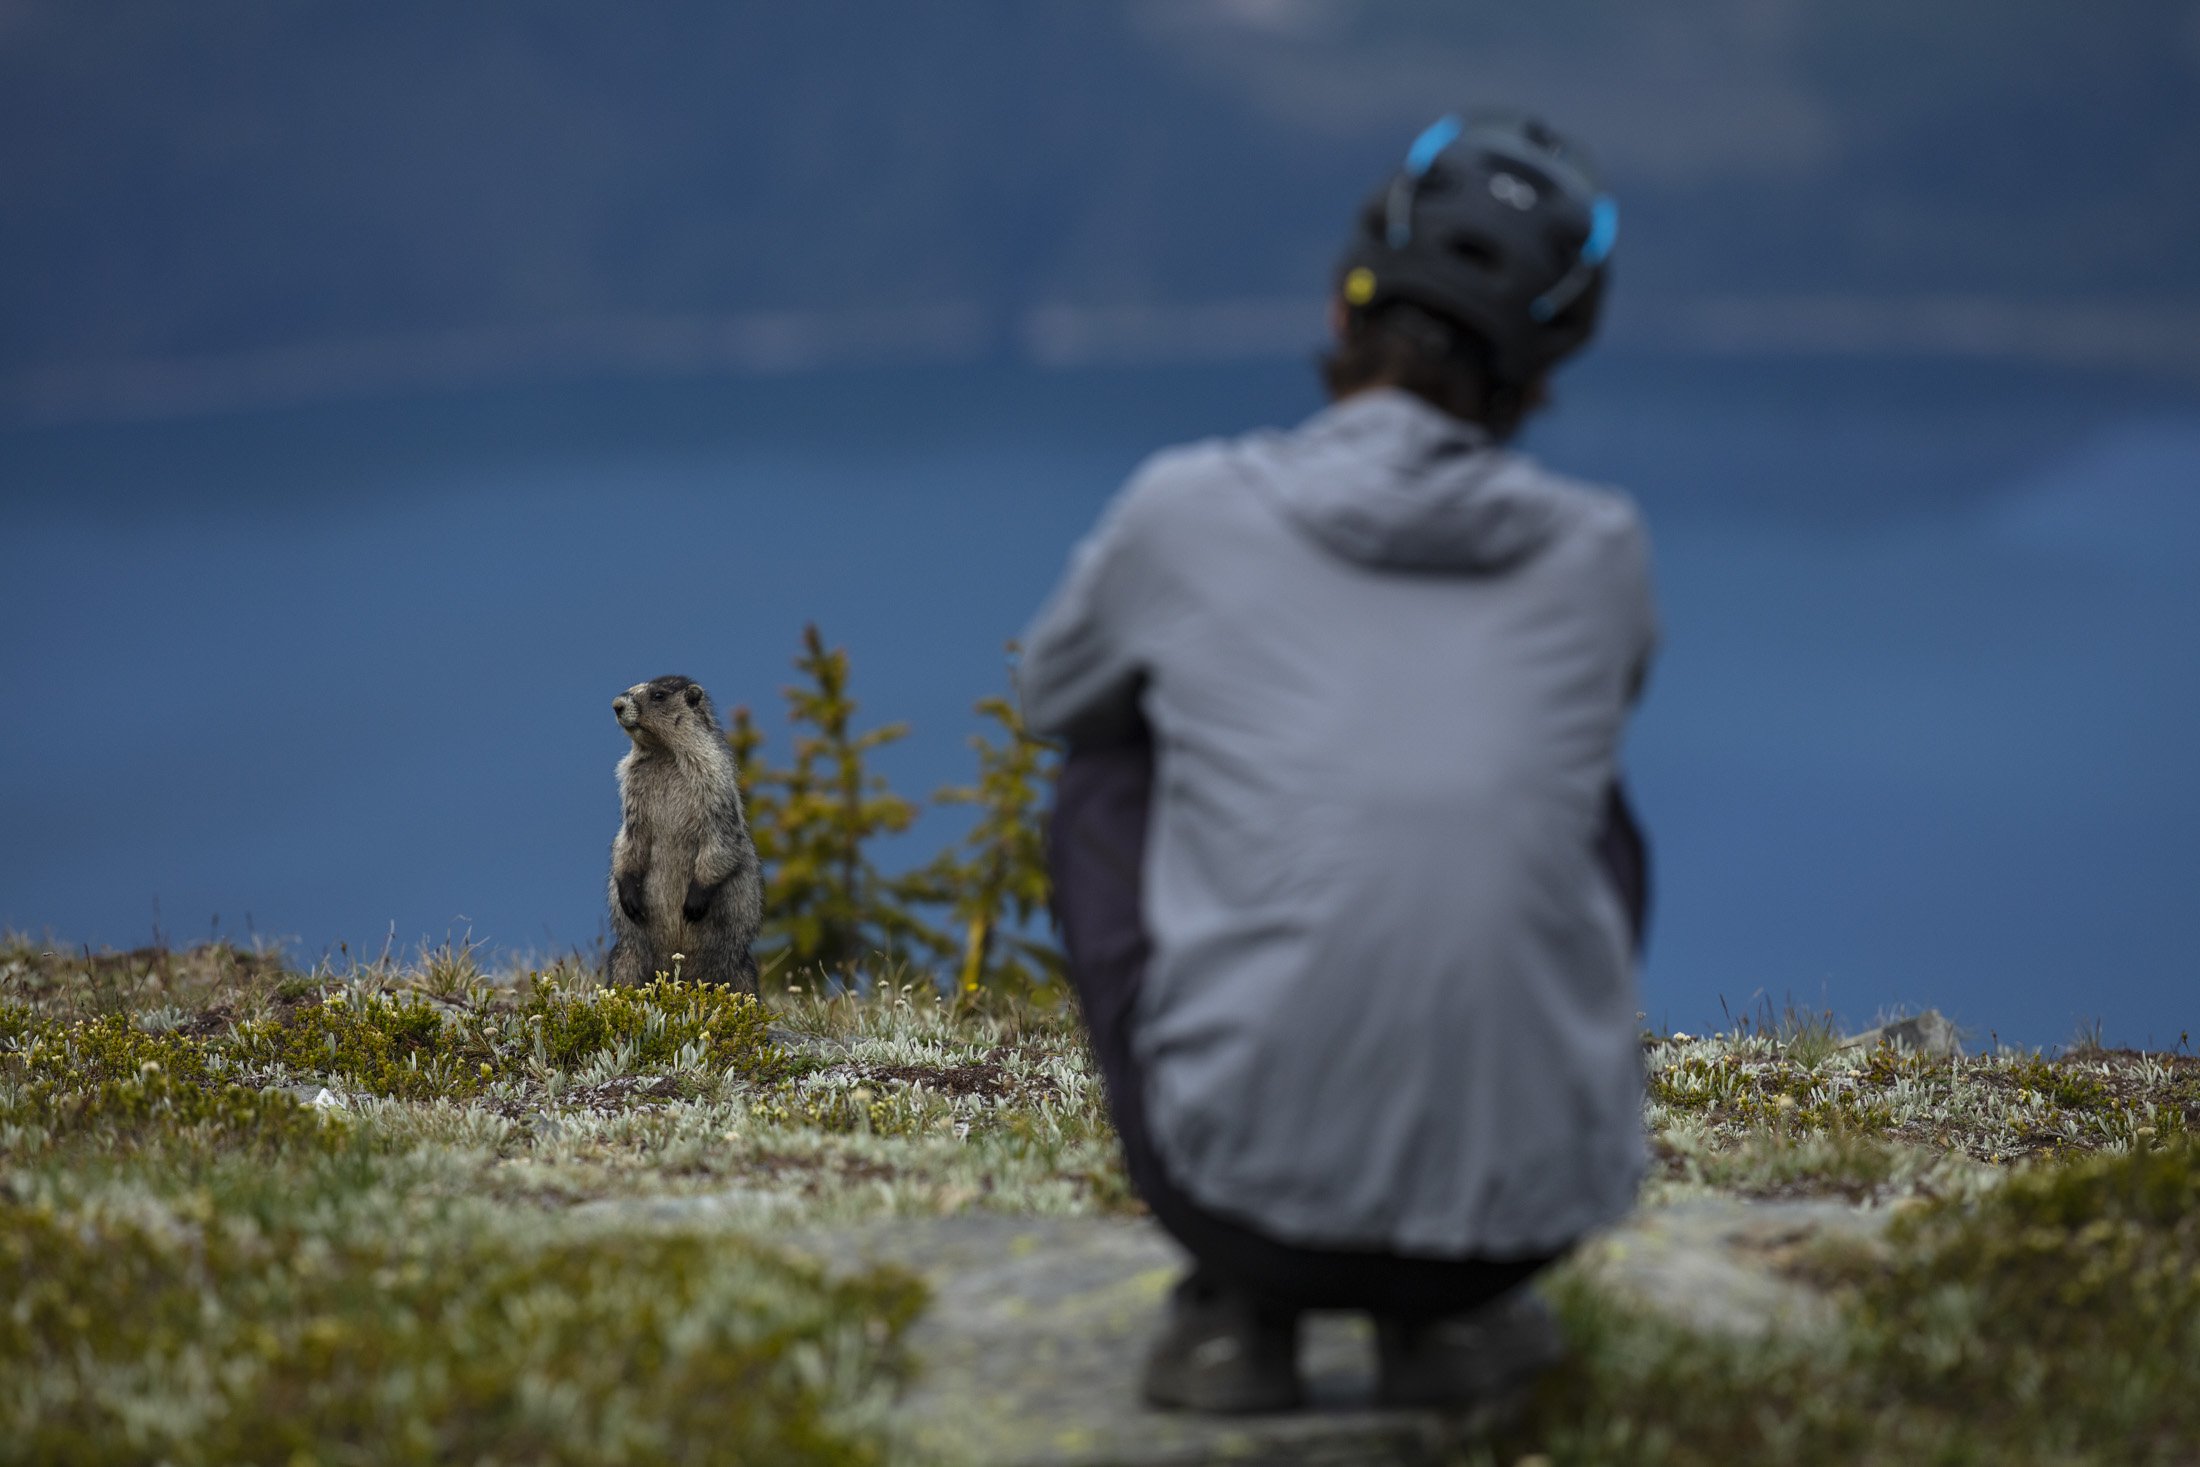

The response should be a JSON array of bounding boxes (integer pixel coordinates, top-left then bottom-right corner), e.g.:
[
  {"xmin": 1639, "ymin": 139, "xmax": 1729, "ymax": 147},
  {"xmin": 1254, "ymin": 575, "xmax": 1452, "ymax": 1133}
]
[{"xmin": 612, "ymin": 698, "xmax": 628, "ymax": 718}]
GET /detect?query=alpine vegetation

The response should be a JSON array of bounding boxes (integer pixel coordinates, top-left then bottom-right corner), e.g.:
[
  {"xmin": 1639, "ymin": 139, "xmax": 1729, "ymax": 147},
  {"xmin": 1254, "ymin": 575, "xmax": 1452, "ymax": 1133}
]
[{"xmin": 3, "ymin": 935, "xmax": 2197, "ymax": 1465}]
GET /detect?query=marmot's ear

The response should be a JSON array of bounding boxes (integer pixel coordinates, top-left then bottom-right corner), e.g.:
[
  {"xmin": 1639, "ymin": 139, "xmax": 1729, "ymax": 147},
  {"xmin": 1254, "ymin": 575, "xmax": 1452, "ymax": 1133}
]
[{"xmin": 684, "ymin": 683, "xmax": 703, "ymax": 707}]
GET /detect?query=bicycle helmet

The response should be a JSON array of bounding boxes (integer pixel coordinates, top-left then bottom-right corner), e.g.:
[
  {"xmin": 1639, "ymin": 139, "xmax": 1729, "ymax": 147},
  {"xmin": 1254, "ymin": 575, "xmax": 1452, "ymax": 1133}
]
[{"xmin": 1335, "ymin": 112, "xmax": 1617, "ymax": 386}]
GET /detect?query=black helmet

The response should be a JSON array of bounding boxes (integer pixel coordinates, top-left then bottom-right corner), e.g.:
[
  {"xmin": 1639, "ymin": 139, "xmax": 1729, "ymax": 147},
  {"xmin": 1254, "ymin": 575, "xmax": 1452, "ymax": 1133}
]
[{"xmin": 1335, "ymin": 112, "xmax": 1616, "ymax": 386}]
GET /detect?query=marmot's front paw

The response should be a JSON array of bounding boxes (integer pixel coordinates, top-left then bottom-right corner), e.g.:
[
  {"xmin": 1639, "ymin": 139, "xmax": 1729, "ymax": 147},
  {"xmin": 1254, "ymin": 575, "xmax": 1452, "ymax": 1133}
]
[
  {"xmin": 682, "ymin": 878, "xmax": 716, "ymax": 923},
  {"xmin": 616, "ymin": 872, "xmax": 647, "ymax": 925}
]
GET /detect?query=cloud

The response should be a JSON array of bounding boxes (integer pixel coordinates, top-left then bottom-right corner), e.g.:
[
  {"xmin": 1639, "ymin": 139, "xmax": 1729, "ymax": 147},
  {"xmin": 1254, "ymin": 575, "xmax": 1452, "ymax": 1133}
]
[{"xmin": 1131, "ymin": 0, "xmax": 1842, "ymax": 182}]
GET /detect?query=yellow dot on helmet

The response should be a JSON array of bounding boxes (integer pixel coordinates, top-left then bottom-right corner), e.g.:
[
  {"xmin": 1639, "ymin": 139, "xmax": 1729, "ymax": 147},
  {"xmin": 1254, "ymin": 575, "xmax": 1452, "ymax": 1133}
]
[{"xmin": 1343, "ymin": 267, "xmax": 1377, "ymax": 306}]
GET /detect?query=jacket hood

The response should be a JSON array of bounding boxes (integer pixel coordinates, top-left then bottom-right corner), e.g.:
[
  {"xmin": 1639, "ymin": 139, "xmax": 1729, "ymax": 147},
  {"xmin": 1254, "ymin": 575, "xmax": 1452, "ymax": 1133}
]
[{"xmin": 1235, "ymin": 389, "xmax": 1558, "ymax": 572}]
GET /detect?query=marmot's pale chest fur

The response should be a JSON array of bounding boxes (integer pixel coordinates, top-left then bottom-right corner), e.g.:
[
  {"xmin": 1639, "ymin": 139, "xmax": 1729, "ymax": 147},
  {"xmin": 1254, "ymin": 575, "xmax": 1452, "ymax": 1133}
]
[{"xmin": 608, "ymin": 675, "xmax": 763, "ymax": 991}]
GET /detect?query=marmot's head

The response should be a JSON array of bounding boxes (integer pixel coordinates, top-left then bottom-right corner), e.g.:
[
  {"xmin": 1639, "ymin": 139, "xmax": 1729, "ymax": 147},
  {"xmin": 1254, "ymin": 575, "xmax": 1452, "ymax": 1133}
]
[{"xmin": 613, "ymin": 675, "xmax": 720, "ymax": 745}]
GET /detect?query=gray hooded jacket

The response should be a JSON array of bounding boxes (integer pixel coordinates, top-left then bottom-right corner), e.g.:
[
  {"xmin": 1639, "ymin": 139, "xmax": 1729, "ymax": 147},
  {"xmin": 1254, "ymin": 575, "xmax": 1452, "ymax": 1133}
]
[{"xmin": 1019, "ymin": 389, "xmax": 1656, "ymax": 1256}]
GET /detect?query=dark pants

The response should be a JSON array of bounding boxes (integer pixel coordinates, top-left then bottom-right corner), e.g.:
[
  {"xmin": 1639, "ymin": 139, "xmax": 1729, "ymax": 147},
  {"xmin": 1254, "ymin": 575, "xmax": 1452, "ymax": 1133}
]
[{"xmin": 1047, "ymin": 733, "xmax": 1649, "ymax": 1319}]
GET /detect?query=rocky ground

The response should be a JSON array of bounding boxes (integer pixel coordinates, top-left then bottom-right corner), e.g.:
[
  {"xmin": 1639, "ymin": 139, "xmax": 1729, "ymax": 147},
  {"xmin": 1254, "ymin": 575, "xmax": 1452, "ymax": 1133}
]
[
  {"xmin": 3, "ymin": 937, "xmax": 2197, "ymax": 1465},
  {"xmin": 768, "ymin": 1200, "xmax": 1899, "ymax": 1466}
]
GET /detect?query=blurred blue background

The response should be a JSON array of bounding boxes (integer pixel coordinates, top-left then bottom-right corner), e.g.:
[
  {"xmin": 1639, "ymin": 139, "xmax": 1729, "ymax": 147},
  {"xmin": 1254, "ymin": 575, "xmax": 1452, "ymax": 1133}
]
[{"xmin": 3, "ymin": 2, "xmax": 2197, "ymax": 1049}]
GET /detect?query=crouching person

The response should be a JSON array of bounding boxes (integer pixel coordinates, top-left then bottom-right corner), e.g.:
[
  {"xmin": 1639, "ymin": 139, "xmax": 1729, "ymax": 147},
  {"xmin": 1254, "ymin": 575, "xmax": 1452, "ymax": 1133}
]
[{"xmin": 1018, "ymin": 113, "xmax": 1657, "ymax": 1415}]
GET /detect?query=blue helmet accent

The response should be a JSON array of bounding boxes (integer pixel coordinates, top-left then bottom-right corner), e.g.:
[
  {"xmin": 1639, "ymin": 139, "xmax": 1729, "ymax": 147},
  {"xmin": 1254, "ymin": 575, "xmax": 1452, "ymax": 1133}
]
[
  {"xmin": 1530, "ymin": 195, "xmax": 1618, "ymax": 321},
  {"xmin": 1581, "ymin": 195, "xmax": 1619, "ymax": 265},
  {"xmin": 1388, "ymin": 115, "xmax": 1466, "ymax": 247},
  {"xmin": 1404, "ymin": 114, "xmax": 1464, "ymax": 176}
]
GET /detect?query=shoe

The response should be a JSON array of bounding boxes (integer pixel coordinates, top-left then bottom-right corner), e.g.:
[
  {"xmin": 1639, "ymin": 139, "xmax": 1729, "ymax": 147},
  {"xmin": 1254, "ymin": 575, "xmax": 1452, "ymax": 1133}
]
[
  {"xmin": 1140, "ymin": 1271, "xmax": 1304, "ymax": 1414},
  {"xmin": 1375, "ymin": 1286, "xmax": 1566, "ymax": 1413}
]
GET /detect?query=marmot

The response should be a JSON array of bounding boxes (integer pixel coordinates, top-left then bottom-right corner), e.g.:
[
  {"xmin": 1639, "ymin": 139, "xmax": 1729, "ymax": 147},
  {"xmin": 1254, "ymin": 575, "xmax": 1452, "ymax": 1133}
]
[{"xmin": 607, "ymin": 675, "xmax": 763, "ymax": 991}]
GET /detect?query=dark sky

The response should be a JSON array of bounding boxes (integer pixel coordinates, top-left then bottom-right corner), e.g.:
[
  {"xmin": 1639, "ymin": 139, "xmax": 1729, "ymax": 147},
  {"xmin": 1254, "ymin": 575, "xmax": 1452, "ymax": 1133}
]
[{"xmin": 5, "ymin": 1, "xmax": 2199, "ymax": 415}]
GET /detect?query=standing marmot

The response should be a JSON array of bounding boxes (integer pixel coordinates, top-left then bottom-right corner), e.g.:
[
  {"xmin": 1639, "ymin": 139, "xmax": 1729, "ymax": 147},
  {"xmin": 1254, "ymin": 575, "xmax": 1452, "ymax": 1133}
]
[{"xmin": 607, "ymin": 675, "xmax": 763, "ymax": 991}]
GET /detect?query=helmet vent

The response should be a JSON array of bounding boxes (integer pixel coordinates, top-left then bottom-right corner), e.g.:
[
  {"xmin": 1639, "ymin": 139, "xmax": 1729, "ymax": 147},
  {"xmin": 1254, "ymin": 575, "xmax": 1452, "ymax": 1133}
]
[{"xmin": 1445, "ymin": 234, "xmax": 1502, "ymax": 272}]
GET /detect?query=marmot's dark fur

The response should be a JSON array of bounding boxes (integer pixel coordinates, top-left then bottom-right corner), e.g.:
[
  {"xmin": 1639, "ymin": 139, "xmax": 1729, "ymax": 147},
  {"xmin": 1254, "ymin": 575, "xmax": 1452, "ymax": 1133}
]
[{"xmin": 607, "ymin": 675, "xmax": 763, "ymax": 991}]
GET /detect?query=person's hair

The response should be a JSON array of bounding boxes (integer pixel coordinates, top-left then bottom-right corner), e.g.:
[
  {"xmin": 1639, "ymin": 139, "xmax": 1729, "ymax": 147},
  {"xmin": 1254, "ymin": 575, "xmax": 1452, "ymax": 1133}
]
[{"xmin": 1319, "ymin": 302, "xmax": 1534, "ymax": 439}]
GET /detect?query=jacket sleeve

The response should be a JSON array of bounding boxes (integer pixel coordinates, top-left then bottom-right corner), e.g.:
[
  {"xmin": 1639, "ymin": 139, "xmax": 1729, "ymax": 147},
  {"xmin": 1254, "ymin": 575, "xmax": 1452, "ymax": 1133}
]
[{"xmin": 1018, "ymin": 480, "xmax": 1159, "ymax": 747}]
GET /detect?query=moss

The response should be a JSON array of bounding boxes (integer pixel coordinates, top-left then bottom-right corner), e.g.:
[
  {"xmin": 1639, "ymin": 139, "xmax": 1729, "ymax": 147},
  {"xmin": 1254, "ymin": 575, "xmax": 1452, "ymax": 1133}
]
[
  {"xmin": 2001, "ymin": 1054, "xmax": 2115, "ymax": 1112},
  {"xmin": 1642, "ymin": 1031, "xmax": 2193, "ymax": 1171},
  {"xmin": 1511, "ymin": 1283, "xmax": 1879, "ymax": 1467},
  {"xmin": 11, "ymin": 1070, "xmax": 340, "ymax": 1159},
  {"xmin": 0, "ymin": 1188, "xmax": 923, "ymax": 1467},
  {"xmin": 2, "ymin": 1013, "xmax": 338, "ymax": 1159},
  {"xmin": 518, "ymin": 977, "xmax": 788, "ymax": 1080},
  {"xmin": 6, "ymin": 977, "xmax": 792, "ymax": 1151},
  {"xmin": 748, "ymin": 1079, "xmax": 927, "ymax": 1138},
  {"xmin": 1648, "ymin": 1052, "xmax": 1895, "ymax": 1137},
  {"xmin": 1842, "ymin": 1143, "xmax": 2200, "ymax": 1455},
  {"xmin": 21, "ymin": 1012, "xmax": 216, "ymax": 1086},
  {"xmin": 1653, "ymin": 1129, "xmax": 1979, "ymax": 1204},
  {"xmin": 1504, "ymin": 1143, "xmax": 2200, "ymax": 1466},
  {"xmin": 236, "ymin": 989, "xmax": 472, "ymax": 1100},
  {"xmin": 226, "ymin": 978, "xmax": 792, "ymax": 1101}
]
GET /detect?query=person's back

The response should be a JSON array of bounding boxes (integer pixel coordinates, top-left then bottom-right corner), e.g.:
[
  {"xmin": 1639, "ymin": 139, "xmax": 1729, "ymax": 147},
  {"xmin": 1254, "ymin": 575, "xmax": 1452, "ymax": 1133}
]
[{"xmin": 1020, "ymin": 111, "xmax": 1655, "ymax": 1415}]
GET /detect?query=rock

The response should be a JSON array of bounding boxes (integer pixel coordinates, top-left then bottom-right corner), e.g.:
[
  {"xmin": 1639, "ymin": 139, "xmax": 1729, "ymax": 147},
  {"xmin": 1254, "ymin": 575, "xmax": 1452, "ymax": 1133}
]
[
  {"xmin": 280, "ymin": 1084, "xmax": 346, "ymax": 1109},
  {"xmin": 1570, "ymin": 1198, "xmax": 1891, "ymax": 1340},
  {"xmin": 779, "ymin": 1201, "xmax": 1892, "ymax": 1466},
  {"xmin": 1838, "ymin": 1009, "xmax": 1964, "ymax": 1059},
  {"xmin": 767, "ymin": 1023, "xmax": 849, "ymax": 1056},
  {"xmin": 788, "ymin": 1214, "xmax": 1470, "ymax": 1466}
]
